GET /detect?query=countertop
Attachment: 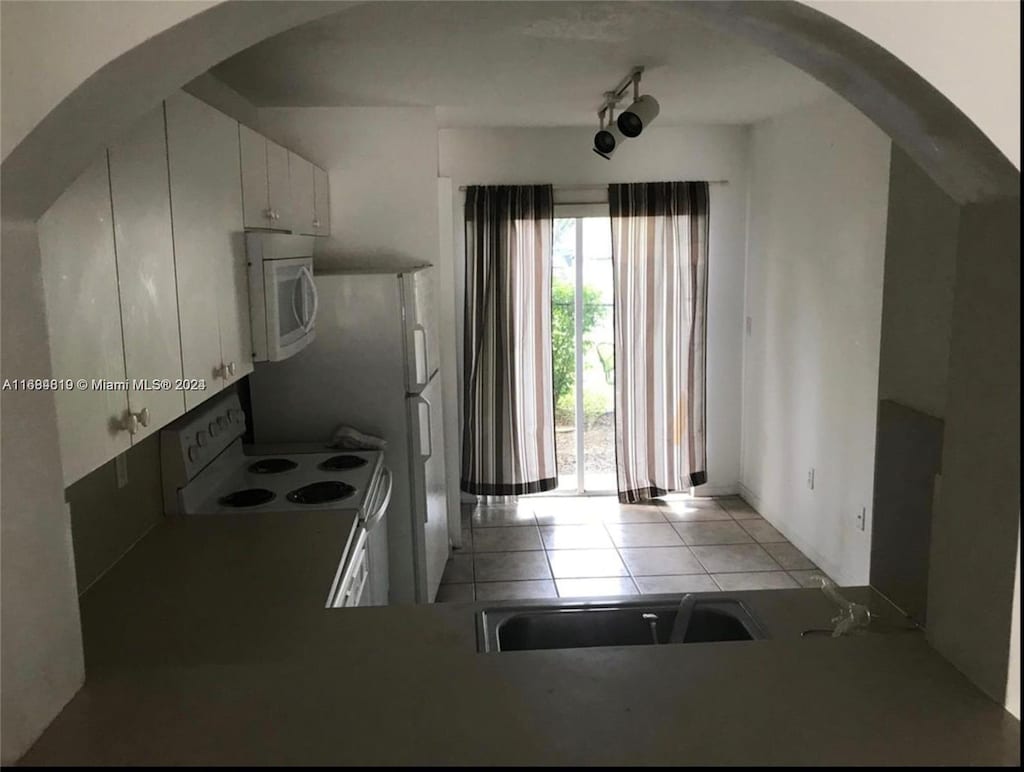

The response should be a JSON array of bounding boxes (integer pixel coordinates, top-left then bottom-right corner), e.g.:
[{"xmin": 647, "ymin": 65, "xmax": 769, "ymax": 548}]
[{"xmin": 20, "ymin": 514, "xmax": 1020, "ymax": 766}]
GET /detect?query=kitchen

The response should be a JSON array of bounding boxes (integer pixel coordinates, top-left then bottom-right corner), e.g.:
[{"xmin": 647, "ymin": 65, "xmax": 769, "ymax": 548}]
[{"xmin": 0, "ymin": 0, "xmax": 1019, "ymax": 765}]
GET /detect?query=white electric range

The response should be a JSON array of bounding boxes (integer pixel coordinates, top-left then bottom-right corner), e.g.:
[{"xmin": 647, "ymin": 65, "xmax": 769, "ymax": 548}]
[{"xmin": 160, "ymin": 390, "xmax": 392, "ymax": 607}]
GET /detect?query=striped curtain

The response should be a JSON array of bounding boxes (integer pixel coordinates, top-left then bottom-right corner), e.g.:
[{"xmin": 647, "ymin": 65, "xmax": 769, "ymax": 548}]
[
  {"xmin": 610, "ymin": 182, "xmax": 710, "ymax": 503},
  {"xmin": 461, "ymin": 185, "xmax": 558, "ymax": 496}
]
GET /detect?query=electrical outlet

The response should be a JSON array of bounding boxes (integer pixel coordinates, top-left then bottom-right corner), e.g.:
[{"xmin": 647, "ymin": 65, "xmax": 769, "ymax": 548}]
[
  {"xmin": 807, "ymin": 467, "xmax": 815, "ymax": 490},
  {"xmin": 856, "ymin": 507, "xmax": 866, "ymax": 532},
  {"xmin": 115, "ymin": 453, "xmax": 128, "ymax": 489}
]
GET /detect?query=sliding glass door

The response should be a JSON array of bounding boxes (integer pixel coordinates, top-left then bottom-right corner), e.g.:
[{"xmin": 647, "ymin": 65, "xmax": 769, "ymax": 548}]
[{"xmin": 552, "ymin": 216, "xmax": 615, "ymax": 493}]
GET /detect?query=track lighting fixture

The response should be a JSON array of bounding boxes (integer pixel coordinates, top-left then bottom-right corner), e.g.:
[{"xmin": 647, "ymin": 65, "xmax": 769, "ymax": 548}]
[
  {"xmin": 592, "ymin": 67, "xmax": 659, "ymax": 160},
  {"xmin": 593, "ymin": 101, "xmax": 625, "ymax": 160},
  {"xmin": 617, "ymin": 94, "xmax": 660, "ymax": 138}
]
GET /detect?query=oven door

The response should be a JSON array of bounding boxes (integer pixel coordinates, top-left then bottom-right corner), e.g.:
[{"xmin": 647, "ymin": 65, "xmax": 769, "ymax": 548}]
[
  {"xmin": 263, "ymin": 256, "xmax": 318, "ymax": 362},
  {"xmin": 327, "ymin": 526, "xmax": 370, "ymax": 609}
]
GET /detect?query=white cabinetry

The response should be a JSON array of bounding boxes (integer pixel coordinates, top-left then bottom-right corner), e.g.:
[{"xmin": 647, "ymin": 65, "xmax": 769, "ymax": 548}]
[
  {"xmin": 38, "ymin": 157, "xmax": 131, "ymax": 486},
  {"xmin": 266, "ymin": 139, "xmax": 291, "ymax": 229},
  {"xmin": 107, "ymin": 106, "xmax": 186, "ymax": 441},
  {"xmin": 313, "ymin": 165, "xmax": 330, "ymax": 237},
  {"xmin": 239, "ymin": 124, "xmax": 273, "ymax": 229},
  {"xmin": 240, "ymin": 126, "xmax": 292, "ymax": 231},
  {"xmin": 165, "ymin": 91, "xmax": 252, "ymax": 411},
  {"xmin": 288, "ymin": 152, "xmax": 316, "ymax": 236},
  {"xmin": 237, "ymin": 125, "xmax": 329, "ymax": 238}
]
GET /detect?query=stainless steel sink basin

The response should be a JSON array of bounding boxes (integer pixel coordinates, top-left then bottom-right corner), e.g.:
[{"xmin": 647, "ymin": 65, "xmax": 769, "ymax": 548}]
[{"xmin": 477, "ymin": 595, "xmax": 767, "ymax": 653}]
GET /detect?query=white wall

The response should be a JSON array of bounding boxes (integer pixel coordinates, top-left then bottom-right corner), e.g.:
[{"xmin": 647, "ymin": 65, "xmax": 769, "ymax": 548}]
[
  {"xmin": 877, "ymin": 147, "xmax": 959, "ymax": 418},
  {"xmin": 740, "ymin": 95, "xmax": 891, "ymax": 586},
  {"xmin": 810, "ymin": 0, "xmax": 1020, "ymax": 170},
  {"xmin": 258, "ymin": 107, "xmax": 440, "ymax": 273},
  {"xmin": 0, "ymin": 0, "xmax": 217, "ymax": 161},
  {"xmin": 925, "ymin": 196, "xmax": 1020, "ymax": 709},
  {"xmin": 0, "ymin": 221, "xmax": 85, "ymax": 764},
  {"xmin": 438, "ymin": 125, "xmax": 750, "ymax": 496}
]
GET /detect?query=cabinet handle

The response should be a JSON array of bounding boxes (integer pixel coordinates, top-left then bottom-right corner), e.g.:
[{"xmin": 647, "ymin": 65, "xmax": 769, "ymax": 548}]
[
  {"xmin": 120, "ymin": 411, "xmax": 140, "ymax": 435},
  {"xmin": 137, "ymin": 407, "xmax": 151, "ymax": 428},
  {"xmin": 263, "ymin": 208, "xmax": 274, "ymax": 220},
  {"xmin": 227, "ymin": 362, "xmax": 236, "ymax": 377},
  {"xmin": 313, "ymin": 218, "xmax": 320, "ymax": 228}
]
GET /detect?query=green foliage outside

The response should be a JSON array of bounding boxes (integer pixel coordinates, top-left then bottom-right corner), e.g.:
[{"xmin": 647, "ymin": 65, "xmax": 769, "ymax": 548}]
[{"xmin": 552, "ymin": 277, "xmax": 607, "ymax": 423}]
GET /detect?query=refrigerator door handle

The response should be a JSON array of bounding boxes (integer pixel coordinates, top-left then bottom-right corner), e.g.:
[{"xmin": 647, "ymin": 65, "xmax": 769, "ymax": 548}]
[
  {"xmin": 413, "ymin": 324, "xmax": 428, "ymax": 387},
  {"xmin": 418, "ymin": 398, "xmax": 432, "ymax": 462}
]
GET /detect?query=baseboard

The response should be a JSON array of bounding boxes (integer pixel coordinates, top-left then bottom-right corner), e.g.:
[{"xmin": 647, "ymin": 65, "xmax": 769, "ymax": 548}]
[
  {"xmin": 737, "ymin": 482, "xmax": 761, "ymax": 511},
  {"xmin": 691, "ymin": 483, "xmax": 740, "ymax": 497},
  {"xmin": 738, "ymin": 481, "xmax": 847, "ymax": 584}
]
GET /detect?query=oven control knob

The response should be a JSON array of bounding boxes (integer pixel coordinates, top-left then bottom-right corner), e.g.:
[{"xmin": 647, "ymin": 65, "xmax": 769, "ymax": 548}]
[
  {"xmin": 217, "ymin": 416, "xmax": 229, "ymax": 430},
  {"xmin": 208, "ymin": 421, "xmax": 220, "ymax": 437},
  {"xmin": 187, "ymin": 445, "xmax": 200, "ymax": 463},
  {"xmin": 196, "ymin": 430, "xmax": 209, "ymax": 447}
]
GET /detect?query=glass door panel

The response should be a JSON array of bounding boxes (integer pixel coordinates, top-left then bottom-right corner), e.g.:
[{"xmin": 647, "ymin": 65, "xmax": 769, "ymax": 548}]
[
  {"xmin": 580, "ymin": 218, "xmax": 615, "ymax": 492},
  {"xmin": 552, "ymin": 218, "xmax": 578, "ymax": 491}
]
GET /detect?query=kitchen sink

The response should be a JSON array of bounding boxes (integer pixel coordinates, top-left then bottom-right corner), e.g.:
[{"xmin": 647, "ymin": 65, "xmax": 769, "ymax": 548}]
[{"xmin": 477, "ymin": 595, "xmax": 767, "ymax": 653}]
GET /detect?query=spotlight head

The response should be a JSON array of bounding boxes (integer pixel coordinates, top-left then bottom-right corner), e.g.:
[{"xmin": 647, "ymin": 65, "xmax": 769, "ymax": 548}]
[
  {"xmin": 593, "ymin": 124, "xmax": 624, "ymax": 160},
  {"xmin": 617, "ymin": 94, "xmax": 660, "ymax": 138}
]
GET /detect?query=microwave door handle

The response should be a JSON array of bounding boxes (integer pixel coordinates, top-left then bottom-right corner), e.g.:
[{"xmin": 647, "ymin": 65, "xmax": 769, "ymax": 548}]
[
  {"xmin": 301, "ymin": 266, "xmax": 318, "ymax": 333},
  {"xmin": 291, "ymin": 270, "xmax": 305, "ymax": 328}
]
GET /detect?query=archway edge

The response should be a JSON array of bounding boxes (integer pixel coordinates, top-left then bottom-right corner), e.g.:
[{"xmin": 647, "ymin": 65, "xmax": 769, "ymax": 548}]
[
  {"xmin": 680, "ymin": 1, "xmax": 1018, "ymax": 204},
  {"xmin": 2, "ymin": 0, "xmax": 1019, "ymax": 221}
]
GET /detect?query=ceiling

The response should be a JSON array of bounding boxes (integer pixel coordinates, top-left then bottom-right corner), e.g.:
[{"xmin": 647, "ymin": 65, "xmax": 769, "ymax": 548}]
[{"xmin": 212, "ymin": 1, "xmax": 832, "ymax": 127}]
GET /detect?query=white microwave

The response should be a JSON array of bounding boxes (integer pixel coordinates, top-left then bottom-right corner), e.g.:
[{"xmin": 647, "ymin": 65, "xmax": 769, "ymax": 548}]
[{"xmin": 246, "ymin": 233, "xmax": 319, "ymax": 362}]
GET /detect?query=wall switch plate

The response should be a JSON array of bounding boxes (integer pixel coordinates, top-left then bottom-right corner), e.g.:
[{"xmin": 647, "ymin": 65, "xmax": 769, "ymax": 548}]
[
  {"xmin": 115, "ymin": 453, "xmax": 128, "ymax": 489},
  {"xmin": 807, "ymin": 467, "xmax": 815, "ymax": 490},
  {"xmin": 857, "ymin": 507, "xmax": 867, "ymax": 531}
]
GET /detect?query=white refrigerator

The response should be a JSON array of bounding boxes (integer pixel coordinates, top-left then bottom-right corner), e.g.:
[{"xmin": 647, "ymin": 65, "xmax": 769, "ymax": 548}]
[{"xmin": 248, "ymin": 266, "xmax": 450, "ymax": 604}]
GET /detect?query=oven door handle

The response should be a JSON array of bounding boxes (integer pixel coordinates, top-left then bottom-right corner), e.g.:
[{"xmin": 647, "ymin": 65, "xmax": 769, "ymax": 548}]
[{"xmin": 365, "ymin": 466, "xmax": 392, "ymax": 530}]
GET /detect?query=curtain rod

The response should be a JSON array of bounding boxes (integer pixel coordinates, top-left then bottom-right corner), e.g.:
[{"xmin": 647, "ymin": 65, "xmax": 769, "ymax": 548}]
[{"xmin": 458, "ymin": 181, "xmax": 729, "ymax": 191}]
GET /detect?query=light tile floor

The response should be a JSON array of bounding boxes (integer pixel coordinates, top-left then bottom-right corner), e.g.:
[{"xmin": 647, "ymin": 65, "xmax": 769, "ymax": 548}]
[{"xmin": 436, "ymin": 494, "xmax": 830, "ymax": 602}]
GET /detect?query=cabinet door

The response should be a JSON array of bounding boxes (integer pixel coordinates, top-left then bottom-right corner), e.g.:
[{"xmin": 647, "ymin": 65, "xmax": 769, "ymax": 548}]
[
  {"xmin": 313, "ymin": 165, "xmax": 330, "ymax": 237},
  {"xmin": 38, "ymin": 157, "xmax": 131, "ymax": 485},
  {"xmin": 239, "ymin": 124, "xmax": 272, "ymax": 229},
  {"xmin": 266, "ymin": 139, "xmax": 290, "ymax": 229},
  {"xmin": 165, "ymin": 91, "xmax": 228, "ymax": 410},
  {"xmin": 289, "ymin": 152, "xmax": 316, "ymax": 236},
  {"xmin": 108, "ymin": 106, "xmax": 186, "ymax": 441}
]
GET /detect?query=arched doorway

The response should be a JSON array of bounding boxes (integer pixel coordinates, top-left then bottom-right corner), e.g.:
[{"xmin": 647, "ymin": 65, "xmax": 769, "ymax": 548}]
[{"xmin": 2, "ymin": 1, "xmax": 1018, "ymax": 762}]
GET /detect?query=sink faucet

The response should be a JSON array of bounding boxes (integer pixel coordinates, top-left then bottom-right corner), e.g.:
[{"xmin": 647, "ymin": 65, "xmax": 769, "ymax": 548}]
[{"xmin": 669, "ymin": 593, "xmax": 697, "ymax": 643}]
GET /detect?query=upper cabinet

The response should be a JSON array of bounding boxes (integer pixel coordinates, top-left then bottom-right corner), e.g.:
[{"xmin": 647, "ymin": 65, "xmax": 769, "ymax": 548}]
[
  {"xmin": 288, "ymin": 151, "xmax": 316, "ymax": 236},
  {"xmin": 266, "ymin": 139, "xmax": 291, "ymax": 230},
  {"xmin": 107, "ymin": 106, "xmax": 187, "ymax": 442},
  {"xmin": 165, "ymin": 91, "xmax": 252, "ymax": 411},
  {"xmin": 239, "ymin": 124, "xmax": 272, "ymax": 229},
  {"xmin": 239, "ymin": 126, "xmax": 292, "ymax": 231},
  {"xmin": 239, "ymin": 123, "xmax": 329, "ymax": 238},
  {"xmin": 38, "ymin": 157, "xmax": 132, "ymax": 486},
  {"xmin": 313, "ymin": 165, "xmax": 330, "ymax": 237},
  {"xmin": 37, "ymin": 90, "xmax": 326, "ymax": 486}
]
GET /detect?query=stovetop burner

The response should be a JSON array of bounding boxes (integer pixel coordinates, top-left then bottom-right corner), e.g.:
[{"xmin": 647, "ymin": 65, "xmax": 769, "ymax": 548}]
[
  {"xmin": 219, "ymin": 488, "xmax": 276, "ymax": 508},
  {"xmin": 248, "ymin": 458, "xmax": 299, "ymax": 475},
  {"xmin": 286, "ymin": 480, "xmax": 357, "ymax": 505},
  {"xmin": 318, "ymin": 454, "xmax": 368, "ymax": 471}
]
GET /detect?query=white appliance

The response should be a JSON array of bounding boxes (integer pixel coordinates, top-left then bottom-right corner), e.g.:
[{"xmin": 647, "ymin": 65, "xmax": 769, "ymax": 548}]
[
  {"xmin": 247, "ymin": 233, "xmax": 318, "ymax": 362},
  {"xmin": 248, "ymin": 266, "xmax": 450, "ymax": 604},
  {"xmin": 160, "ymin": 390, "xmax": 392, "ymax": 608}
]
